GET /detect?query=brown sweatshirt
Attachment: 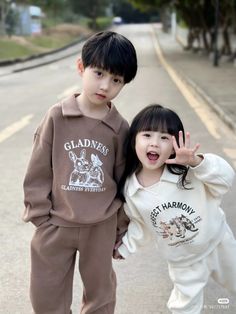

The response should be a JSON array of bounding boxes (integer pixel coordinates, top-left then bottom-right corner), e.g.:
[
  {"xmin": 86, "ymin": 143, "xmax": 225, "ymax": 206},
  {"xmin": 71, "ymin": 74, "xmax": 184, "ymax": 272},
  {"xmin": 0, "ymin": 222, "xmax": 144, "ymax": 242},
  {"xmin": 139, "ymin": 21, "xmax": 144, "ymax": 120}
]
[{"xmin": 23, "ymin": 94, "xmax": 129, "ymax": 228}]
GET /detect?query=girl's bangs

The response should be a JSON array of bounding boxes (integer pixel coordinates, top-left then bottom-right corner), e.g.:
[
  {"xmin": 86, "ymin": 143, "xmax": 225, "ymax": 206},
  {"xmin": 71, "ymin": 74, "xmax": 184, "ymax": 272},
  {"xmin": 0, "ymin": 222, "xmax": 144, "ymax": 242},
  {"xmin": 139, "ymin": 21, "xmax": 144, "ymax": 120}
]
[{"xmin": 137, "ymin": 114, "xmax": 174, "ymax": 134}]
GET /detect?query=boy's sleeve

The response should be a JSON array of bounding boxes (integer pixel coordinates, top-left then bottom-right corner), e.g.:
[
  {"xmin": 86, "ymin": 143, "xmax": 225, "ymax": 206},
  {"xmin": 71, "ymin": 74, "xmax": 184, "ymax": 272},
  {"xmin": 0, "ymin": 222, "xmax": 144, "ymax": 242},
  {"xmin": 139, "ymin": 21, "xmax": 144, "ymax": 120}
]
[
  {"xmin": 22, "ymin": 113, "xmax": 53, "ymax": 227},
  {"xmin": 114, "ymin": 119, "xmax": 130, "ymax": 239},
  {"xmin": 116, "ymin": 205, "xmax": 130, "ymax": 240},
  {"xmin": 113, "ymin": 120, "xmax": 129, "ymax": 184}
]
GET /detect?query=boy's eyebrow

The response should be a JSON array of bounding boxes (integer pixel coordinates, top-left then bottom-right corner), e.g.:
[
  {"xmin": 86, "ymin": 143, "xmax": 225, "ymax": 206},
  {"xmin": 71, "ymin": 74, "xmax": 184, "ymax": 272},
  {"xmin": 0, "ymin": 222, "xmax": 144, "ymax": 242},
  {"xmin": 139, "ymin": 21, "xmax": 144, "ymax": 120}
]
[
  {"xmin": 114, "ymin": 73, "xmax": 124, "ymax": 78},
  {"xmin": 93, "ymin": 67, "xmax": 125, "ymax": 78}
]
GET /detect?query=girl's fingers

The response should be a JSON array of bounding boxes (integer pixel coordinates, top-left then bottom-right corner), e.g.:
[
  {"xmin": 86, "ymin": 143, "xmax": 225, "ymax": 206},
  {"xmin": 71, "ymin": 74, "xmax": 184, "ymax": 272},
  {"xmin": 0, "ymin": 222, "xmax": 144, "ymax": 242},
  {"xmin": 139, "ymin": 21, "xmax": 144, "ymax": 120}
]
[
  {"xmin": 178, "ymin": 131, "xmax": 184, "ymax": 147},
  {"xmin": 172, "ymin": 136, "xmax": 179, "ymax": 151},
  {"xmin": 171, "ymin": 132, "xmax": 200, "ymax": 164},
  {"xmin": 185, "ymin": 132, "xmax": 191, "ymax": 148},
  {"xmin": 192, "ymin": 143, "xmax": 200, "ymax": 154}
]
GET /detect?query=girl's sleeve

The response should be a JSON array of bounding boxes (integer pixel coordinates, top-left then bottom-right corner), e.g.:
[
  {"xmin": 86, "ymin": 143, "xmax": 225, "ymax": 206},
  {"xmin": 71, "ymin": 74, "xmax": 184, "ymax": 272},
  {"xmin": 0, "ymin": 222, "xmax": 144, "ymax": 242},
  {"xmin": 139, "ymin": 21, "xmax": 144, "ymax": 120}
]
[
  {"xmin": 118, "ymin": 200, "xmax": 152, "ymax": 258},
  {"xmin": 192, "ymin": 153, "xmax": 235, "ymax": 197},
  {"xmin": 22, "ymin": 113, "xmax": 53, "ymax": 227}
]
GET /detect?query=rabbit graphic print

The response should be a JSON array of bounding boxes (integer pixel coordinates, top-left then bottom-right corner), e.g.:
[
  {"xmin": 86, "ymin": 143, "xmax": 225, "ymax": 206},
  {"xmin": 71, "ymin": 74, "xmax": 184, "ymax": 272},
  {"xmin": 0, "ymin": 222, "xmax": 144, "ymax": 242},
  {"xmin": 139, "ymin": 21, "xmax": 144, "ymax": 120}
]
[
  {"xmin": 61, "ymin": 138, "xmax": 110, "ymax": 193},
  {"xmin": 68, "ymin": 149, "xmax": 105, "ymax": 190}
]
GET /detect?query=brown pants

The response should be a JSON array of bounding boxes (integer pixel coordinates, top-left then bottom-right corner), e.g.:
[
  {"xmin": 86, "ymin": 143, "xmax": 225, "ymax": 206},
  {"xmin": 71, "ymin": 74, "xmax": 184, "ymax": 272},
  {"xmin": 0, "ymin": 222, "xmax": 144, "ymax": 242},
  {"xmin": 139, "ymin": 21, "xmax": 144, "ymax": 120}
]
[{"xmin": 30, "ymin": 215, "xmax": 117, "ymax": 314}]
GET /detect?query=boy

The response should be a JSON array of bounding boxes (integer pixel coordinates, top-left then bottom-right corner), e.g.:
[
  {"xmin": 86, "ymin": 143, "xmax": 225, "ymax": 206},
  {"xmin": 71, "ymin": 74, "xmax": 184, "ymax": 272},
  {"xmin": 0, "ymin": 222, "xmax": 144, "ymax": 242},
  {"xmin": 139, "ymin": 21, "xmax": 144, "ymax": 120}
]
[{"xmin": 23, "ymin": 31, "xmax": 137, "ymax": 314}]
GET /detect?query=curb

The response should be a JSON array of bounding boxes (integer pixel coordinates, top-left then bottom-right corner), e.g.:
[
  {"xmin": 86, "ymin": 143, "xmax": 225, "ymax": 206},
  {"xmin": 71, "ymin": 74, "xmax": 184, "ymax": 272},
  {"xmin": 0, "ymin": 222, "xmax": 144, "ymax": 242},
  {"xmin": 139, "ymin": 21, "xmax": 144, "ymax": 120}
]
[
  {"xmin": 0, "ymin": 36, "xmax": 88, "ymax": 67},
  {"xmin": 11, "ymin": 49, "xmax": 80, "ymax": 73},
  {"xmin": 173, "ymin": 68, "xmax": 236, "ymax": 134}
]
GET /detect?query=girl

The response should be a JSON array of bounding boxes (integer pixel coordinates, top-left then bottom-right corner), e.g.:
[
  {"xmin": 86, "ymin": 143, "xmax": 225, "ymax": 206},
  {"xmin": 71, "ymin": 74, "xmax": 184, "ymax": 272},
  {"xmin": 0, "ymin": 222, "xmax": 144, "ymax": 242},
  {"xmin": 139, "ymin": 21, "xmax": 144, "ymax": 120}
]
[{"xmin": 114, "ymin": 104, "xmax": 236, "ymax": 314}]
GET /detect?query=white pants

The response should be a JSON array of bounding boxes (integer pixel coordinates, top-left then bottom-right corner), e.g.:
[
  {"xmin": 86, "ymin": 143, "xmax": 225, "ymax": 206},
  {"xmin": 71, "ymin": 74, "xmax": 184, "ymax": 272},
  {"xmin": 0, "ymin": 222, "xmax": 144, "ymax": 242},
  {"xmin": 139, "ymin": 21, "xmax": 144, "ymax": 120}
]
[{"xmin": 167, "ymin": 226, "xmax": 236, "ymax": 314}]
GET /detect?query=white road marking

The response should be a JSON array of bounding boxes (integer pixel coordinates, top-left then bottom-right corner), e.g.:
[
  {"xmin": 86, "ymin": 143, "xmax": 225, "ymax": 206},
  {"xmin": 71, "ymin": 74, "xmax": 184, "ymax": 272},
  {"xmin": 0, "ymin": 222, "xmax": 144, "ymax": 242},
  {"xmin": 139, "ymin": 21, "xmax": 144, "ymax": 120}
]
[
  {"xmin": 57, "ymin": 85, "xmax": 79, "ymax": 100},
  {"xmin": 223, "ymin": 148, "xmax": 236, "ymax": 159},
  {"xmin": 0, "ymin": 84, "xmax": 78, "ymax": 144},
  {"xmin": 0, "ymin": 114, "xmax": 33, "ymax": 143},
  {"xmin": 223, "ymin": 148, "xmax": 236, "ymax": 169}
]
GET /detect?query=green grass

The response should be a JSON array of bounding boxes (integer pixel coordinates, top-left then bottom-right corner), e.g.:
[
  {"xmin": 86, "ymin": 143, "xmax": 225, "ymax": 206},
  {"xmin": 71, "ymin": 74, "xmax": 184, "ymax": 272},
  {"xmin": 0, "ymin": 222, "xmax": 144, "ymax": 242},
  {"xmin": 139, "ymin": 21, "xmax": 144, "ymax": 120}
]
[
  {"xmin": 0, "ymin": 34, "xmax": 79, "ymax": 61},
  {"xmin": 96, "ymin": 17, "xmax": 112, "ymax": 30},
  {"xmin": 0, "ymin": 39, "xmax": 38, "ymax": 59},
  {"xmin": 28, "ymin": 35, "xmax": 75, "ymax": 49},
  {"xmin": 0, "ymin": 20, "xmax": 101, "ymax": 61}
]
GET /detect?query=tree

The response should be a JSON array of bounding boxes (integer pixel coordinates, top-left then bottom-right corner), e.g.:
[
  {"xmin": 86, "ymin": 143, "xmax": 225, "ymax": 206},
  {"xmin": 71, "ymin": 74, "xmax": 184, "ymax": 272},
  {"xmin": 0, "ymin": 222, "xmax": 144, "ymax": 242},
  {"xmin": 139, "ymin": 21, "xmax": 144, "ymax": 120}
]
[
  {"xmin": 0, "ymin": 0, "xmax": 11, "ymax": 35},
  {"xmin": 112, "ymin": 0, "xmax": 158, "ymax": 23},
  {"xmin": 127, "ymin": 0, "xmax": 236, "ymax": 61},
  {"xmin": 5, "ymin": 5, "xmax": 19, "ymax": 36},
  {"xmin": 69, "ymin": 0, "xmax": 110, "ymax": 29},
  {"xmin": 128, "ymin": 0, "xmax": 172, "ymax": 31}
]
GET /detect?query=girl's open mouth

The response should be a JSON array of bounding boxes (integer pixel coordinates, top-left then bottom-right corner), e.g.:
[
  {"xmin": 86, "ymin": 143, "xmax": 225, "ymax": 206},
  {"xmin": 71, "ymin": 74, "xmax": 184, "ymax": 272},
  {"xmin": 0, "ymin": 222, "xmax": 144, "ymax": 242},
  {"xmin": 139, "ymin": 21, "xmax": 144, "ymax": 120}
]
[{"xmin": 147, "ymin": 152, "xmax": 159, "ymax": 161}]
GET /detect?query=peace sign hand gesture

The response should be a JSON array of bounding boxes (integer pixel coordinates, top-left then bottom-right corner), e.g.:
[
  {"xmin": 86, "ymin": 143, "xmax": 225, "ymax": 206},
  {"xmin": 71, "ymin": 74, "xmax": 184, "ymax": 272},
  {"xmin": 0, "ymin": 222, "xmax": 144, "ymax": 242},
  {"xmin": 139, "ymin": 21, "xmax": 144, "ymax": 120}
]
[{"xmin": 165, "ymin": 131, "xmax": 202, "ymax": 167}]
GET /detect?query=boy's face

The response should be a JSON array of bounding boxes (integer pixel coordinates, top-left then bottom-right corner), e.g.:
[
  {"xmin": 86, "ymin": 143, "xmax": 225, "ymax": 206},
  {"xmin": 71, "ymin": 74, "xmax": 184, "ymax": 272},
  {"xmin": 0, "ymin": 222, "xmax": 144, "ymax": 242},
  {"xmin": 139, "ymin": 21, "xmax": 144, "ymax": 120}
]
[{"xmin": 77, "ymin": 59, "xmax": 125, "ymax": 107}]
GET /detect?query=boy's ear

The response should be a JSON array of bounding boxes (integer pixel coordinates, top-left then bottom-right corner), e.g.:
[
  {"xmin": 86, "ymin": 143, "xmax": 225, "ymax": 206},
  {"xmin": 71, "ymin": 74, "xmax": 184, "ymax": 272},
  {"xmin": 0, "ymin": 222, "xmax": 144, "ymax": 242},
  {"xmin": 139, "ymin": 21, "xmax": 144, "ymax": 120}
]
[{"xmin": 77, "ymin": 58, "xmax": 84, "ymax": 75}]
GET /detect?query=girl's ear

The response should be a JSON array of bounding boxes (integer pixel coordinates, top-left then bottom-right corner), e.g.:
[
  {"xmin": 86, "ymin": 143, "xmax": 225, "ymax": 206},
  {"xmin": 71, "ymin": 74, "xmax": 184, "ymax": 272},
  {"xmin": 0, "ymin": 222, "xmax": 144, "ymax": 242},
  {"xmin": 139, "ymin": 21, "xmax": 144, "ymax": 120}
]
[{"xmin": 77, "ymin": 58, "xmax": 84, "ymax": 75}]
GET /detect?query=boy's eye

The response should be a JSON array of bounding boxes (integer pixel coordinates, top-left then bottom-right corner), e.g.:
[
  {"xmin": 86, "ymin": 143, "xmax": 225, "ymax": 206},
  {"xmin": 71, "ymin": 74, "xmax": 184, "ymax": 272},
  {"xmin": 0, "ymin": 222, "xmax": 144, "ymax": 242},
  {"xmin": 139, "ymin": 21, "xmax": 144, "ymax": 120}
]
[
  {"xmin": 94, "ymin": 70, "xmax": 103, "ymax": 77},
  {"xmin": 113, "ymin": 77, "xmax": 123, "ymax": 84}
]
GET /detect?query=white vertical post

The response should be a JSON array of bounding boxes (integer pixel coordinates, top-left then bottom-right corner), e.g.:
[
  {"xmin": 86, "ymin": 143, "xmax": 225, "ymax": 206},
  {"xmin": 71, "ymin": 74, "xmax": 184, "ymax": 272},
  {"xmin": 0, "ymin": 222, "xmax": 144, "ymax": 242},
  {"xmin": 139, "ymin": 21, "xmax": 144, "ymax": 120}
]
[{"xmin": 171, "ymin": 12, "xmax": 176, "ymax": 38}]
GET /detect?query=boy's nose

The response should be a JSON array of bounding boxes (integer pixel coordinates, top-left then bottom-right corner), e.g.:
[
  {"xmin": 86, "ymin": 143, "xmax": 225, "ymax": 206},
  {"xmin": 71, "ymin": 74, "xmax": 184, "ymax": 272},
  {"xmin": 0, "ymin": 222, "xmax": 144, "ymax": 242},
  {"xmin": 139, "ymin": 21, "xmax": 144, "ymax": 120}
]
[{"xmin": 100, "ymin": 78, "xmax": 110, "ymax": 91}]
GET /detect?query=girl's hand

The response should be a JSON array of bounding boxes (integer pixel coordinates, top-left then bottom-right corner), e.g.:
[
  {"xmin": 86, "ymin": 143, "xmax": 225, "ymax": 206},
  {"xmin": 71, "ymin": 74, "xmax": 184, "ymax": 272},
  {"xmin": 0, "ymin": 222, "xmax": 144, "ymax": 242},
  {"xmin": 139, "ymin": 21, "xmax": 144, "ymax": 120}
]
[{"xmin": 165, "ymin": 131, "xmax": 202, "ymax": 167}]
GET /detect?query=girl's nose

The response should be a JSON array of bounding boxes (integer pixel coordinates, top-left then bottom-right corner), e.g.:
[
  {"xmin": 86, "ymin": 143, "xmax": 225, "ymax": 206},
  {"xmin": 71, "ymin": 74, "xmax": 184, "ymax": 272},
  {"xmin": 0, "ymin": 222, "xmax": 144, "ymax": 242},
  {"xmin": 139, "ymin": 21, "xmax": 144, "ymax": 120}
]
[
  {"xmin": 150, "ymin": 136, "xmax": 159, "ymax": 147},
  {"xmin": 150, "ymin": 142, "xmax": 158, "ymax": 147}
]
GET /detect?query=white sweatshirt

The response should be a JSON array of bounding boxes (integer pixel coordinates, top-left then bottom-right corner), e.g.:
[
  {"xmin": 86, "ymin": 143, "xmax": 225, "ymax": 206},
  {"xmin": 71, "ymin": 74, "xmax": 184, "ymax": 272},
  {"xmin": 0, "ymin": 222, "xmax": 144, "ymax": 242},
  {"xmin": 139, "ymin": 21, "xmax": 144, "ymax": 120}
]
[{"xmin": 118, "ymin": 154, "xmax": 235, "ymax": 266}]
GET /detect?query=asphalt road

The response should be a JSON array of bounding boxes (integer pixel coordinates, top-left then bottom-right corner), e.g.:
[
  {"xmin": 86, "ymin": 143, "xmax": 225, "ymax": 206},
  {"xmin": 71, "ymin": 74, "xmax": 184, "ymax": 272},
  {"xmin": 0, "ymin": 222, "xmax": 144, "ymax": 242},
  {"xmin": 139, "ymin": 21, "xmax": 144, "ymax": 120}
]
[{"xmin": 0, "ymin": 23, "xmax": 235, "ymax": 314}]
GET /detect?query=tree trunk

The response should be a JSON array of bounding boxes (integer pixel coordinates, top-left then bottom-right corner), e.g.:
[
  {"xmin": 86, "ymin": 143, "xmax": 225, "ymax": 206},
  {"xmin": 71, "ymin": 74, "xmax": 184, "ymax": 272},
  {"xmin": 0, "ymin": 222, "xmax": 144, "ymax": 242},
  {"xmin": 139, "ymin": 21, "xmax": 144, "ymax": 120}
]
[
  {"xmin": 221, "ymin": 26, "xmax": 232, "ymax": 55},
  {"xmin": 202, "ymin": 29, "xmax": 210, "ymax": 52},
  {"xmin": 0, "ymin": 2, "xmax": 6, "ymax": 35}
]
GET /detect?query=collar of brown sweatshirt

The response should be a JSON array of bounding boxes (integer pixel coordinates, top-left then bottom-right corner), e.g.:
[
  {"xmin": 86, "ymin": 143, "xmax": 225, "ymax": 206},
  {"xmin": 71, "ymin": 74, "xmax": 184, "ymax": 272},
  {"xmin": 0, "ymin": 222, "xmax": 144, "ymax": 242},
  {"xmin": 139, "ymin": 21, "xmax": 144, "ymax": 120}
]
[{"xmin": 61, "ymin": 94, "xmax": 124, "ymax": 134}]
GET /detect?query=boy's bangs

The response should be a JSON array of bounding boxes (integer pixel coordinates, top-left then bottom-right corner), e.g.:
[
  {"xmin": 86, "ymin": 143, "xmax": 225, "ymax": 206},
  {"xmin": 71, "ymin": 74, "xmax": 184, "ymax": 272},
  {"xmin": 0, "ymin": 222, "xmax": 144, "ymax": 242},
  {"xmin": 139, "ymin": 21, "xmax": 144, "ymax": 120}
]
[{"xmin": 90, "ymin": 46, "xmax": 125, "ymax": 77}]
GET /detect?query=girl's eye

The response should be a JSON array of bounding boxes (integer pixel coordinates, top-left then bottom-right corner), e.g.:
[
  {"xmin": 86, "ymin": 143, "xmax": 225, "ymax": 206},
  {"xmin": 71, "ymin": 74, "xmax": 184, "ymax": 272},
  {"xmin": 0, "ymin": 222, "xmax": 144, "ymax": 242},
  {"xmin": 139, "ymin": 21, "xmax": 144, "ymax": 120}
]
[
  {"xmin": 161, "ymin": 135, "xmax": 171, "ymax": 140},
  {"xmin": 143, "ymin": 133, "xmax": 151, "ymax": 137}
]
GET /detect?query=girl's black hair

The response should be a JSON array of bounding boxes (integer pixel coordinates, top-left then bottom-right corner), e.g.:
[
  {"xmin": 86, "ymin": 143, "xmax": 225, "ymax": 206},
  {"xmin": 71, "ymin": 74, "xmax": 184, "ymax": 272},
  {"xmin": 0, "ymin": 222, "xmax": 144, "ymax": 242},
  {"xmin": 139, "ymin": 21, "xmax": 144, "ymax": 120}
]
[
  {"xmin": 81, "ymin": 31, "xmax": 137, "ymax": 84},
  {"xmin": 118, "ymin": 104, "xmax": 190, "ymax": 199}
]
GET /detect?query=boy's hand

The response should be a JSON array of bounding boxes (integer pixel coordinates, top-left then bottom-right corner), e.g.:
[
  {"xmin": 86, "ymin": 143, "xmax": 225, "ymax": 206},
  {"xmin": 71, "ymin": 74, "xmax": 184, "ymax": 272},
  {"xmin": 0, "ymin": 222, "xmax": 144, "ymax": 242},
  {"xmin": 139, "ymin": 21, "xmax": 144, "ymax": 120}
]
[
  {"xmin": 165, "ymin": 131, "xmax": 202, "ymax": 167},
  {"xmin": 113, "ymin": 240, "xmax": 124, "ymax": 260},
  {"xmin": 113, "ymin": 249, "xmax": 124, "ymax": 260}
]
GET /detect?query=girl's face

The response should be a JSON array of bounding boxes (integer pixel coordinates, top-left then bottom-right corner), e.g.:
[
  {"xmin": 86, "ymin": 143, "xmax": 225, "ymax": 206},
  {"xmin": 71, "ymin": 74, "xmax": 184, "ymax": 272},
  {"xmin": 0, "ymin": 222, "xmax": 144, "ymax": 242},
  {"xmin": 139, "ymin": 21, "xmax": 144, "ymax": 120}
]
[{"xmin": 135, "ymin": 131, "xmax": 174, "ymax": 172}]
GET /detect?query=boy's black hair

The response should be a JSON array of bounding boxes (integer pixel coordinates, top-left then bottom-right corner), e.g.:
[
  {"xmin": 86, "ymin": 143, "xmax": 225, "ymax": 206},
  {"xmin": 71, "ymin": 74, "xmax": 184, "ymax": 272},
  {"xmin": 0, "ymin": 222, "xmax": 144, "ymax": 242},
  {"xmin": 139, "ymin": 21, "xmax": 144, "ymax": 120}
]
[
  {"xmin": 118, "ymin": 104, "xmax": 190, "ymax": 199},
  {"xmin": 81, "ymin": 31, "xmax": 137, "ymax": 84}
]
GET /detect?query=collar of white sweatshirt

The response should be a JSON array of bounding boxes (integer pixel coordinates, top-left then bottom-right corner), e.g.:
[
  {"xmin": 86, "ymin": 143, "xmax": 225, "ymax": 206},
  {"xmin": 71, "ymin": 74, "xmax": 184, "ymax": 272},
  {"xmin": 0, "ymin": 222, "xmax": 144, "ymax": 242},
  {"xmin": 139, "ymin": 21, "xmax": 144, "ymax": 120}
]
[{"xmin": 127, "ymin": 165, "xmax": 179, "ymax": 197}]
